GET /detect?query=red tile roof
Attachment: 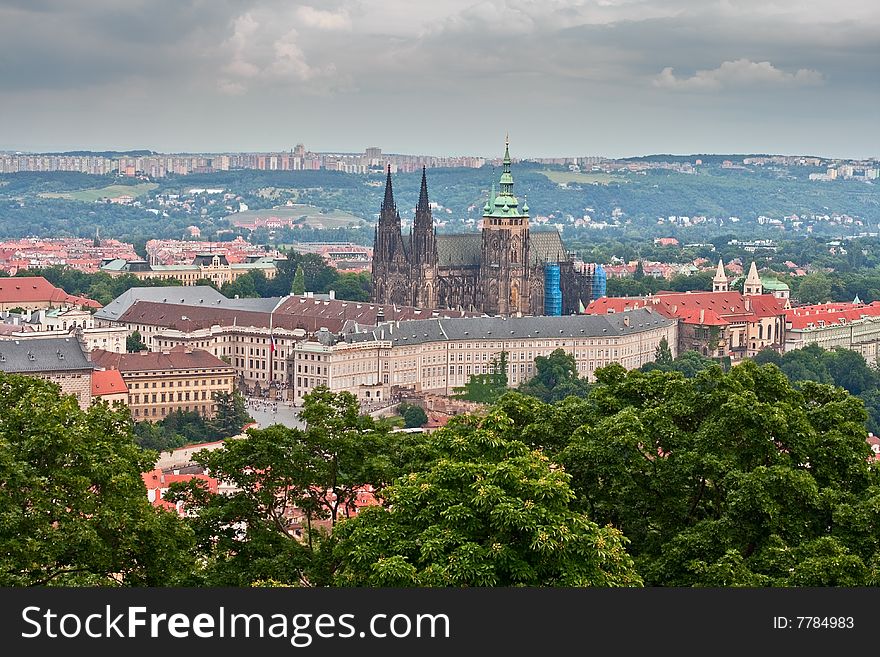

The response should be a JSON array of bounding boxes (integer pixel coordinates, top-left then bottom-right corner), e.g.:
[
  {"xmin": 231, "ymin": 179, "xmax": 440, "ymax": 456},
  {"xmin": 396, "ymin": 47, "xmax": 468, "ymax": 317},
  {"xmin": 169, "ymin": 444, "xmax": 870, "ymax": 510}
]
[
  {"xmin": 786, "ymin": 301, "xmax": 880, "ymax": 330},
  {"xmin": 142, "ymin": 469, "xmax": 219, "ymax": 515},
  {"xmin": 91, "ymin": 368, "xmax": 128, "ymax": 396},
  {"xmin": 586, "ymin": 291, "xmax": 787, "ymax": 325},
  {"xmin": 91, "ymin": 345, "xmax": 233, "ymax": 373},
  {"xmin": 118, "ymin": 296, "xmax": 477, "ymax": 334},
  {"xmin": 0, "ymin": 276, "xmax": 101, "ymax": 308}
]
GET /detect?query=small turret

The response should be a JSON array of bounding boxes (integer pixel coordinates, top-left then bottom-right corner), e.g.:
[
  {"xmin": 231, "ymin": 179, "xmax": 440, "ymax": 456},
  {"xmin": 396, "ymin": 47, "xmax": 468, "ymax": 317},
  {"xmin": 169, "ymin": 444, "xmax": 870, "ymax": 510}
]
[
  {"xmin": 713, "ymin": 258, "xmax": 729, "ymax": 292},
  {"xmin": 743, "ymin": 261, "xmax": 763, "ymax": 296}
]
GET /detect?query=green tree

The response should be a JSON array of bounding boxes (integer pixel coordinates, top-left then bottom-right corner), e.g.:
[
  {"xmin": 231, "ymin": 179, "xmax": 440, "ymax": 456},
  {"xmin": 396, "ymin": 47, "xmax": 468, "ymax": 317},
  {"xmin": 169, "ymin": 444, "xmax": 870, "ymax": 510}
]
[
  {"xmin": 0, "ymin": 373, "xmax": 194, "ymax": 586},
  {"xmin": 210, "ymin": 390, "xmax": 253, "ymax": 438},
  {"xmin": 169, "ymin": 387, "xmax": 395, "ymax": 586},
  {"xmin": 555, "ymin": 361, "xmax": 880, "ymax": 585},
  {"xmin": 654, "ymin": 336, "xmax": 674, "ymax": 367},
  {"xmin": 752, "ymin": 348, "xmax": 782, "ymax": 366},
  {"xmin": 633, "ymin": 260, "xmax": 645, "ymax": 280},
  {"xmin": 518, "ymin": 348, "xmax": 590, "ymax": 402},
  {"xmin": 454, "ymin": 351, "xmax": 509, "ymax": 403},
  {"xmin": 332, "ymin": 271, "xmax": 372, "ymax": 302},
  {"xmin": 332, "ymin": 409, "xmax": 642, "ymax": 587},
  {"xmin": 291, "ymin": 265, "xmax": 306, "ymax": 295},
  {"xmin": 796, "ymin": 272, "xmax": 833, "ymax": 304},
  {"xmin": 126, "ymin": 330, "xmax": 147, "ymax": 353},
  {"xmin": 397, "ymin": 402, "xmax": 428, "ymax": 428},
  {"xmin": 194, "ymin": 277, "xmax": 218, "ymax": 289}
]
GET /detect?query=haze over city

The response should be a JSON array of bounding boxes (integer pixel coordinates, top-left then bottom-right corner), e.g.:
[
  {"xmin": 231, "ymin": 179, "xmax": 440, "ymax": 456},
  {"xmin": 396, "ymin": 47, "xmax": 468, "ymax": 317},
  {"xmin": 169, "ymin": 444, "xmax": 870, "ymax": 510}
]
[{"xmin": 1, "ymin": 0, "xmax": 877, "ymax": 159}]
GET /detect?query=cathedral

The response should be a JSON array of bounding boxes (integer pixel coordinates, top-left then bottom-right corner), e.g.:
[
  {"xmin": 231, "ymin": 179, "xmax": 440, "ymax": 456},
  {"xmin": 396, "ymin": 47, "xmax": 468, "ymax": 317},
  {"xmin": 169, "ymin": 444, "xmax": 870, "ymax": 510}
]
[{"xmin": 371, "ymin": 139, "xmax": 602, "ymax": 316}]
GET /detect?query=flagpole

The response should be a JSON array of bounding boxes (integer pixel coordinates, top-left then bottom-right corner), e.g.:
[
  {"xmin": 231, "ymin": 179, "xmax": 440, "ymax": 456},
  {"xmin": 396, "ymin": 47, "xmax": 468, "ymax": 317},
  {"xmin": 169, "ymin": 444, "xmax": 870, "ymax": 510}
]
[{"xmin": 269, "ymin": 309, "xmax": 274, "ymax": 384}]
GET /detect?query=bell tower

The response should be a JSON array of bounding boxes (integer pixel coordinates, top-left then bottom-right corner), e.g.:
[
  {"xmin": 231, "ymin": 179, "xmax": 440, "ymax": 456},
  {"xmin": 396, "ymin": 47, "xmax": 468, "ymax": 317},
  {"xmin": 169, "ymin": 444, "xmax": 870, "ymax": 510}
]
[{"xmin": 479, "ymin": 136, "xmax": 530, "ymax": 315}]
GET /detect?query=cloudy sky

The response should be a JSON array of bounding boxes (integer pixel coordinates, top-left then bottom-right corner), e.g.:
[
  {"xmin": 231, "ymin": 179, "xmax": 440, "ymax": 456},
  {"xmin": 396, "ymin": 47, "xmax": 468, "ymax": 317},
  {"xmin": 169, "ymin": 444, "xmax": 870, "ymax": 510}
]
[{"xmin": 1, "ymin": 0, "xmax": 877, "ymax": 158}]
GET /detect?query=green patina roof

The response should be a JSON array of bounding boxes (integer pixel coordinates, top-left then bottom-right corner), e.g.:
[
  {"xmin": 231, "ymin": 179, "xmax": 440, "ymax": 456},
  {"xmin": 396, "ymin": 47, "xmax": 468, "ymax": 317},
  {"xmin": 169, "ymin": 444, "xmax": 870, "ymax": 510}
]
[
  {"xmin": 437, "ymin": 234, "xmax": 482, "ymax": 267},
  {"xmin": 760, "ymin": 277, "xmax": 790, "ymax": 291},
  {"xmin": 483, "ymin": 137, "xmax": 527, "ymax": 219}
]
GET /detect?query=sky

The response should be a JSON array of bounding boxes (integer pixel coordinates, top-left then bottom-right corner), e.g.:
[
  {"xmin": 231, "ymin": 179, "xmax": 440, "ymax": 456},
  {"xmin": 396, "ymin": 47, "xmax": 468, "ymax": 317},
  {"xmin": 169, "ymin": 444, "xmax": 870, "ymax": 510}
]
[{"xmin": 0, "ymin": 0, "xmax": 877, "ymax": 159}]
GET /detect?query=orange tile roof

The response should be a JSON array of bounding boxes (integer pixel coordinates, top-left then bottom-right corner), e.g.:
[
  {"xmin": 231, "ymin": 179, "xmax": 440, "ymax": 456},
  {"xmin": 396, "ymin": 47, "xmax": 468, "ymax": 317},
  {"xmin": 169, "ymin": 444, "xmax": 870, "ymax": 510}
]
[
  {"xmin": 91, "ymin": 368, "xmax": 128, "ymax": 396},
  {"xmin": 587, "ymin": 291, "xmax": 787, "ymax": 325},
  {"xmin": 91, "ymin": 345, "xmax": 232, "ymax": 373},
  {"xmin": 0, "ymin": 276, "xmax": 101, "ymax": 308},
  {"xmin": 786, "ymin": 301, "xmax": 880, "ymax": 330}
]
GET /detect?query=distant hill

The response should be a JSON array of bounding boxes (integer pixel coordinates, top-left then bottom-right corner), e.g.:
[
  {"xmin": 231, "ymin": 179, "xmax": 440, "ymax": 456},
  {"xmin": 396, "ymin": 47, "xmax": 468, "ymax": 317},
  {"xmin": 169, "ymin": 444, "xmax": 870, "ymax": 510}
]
[{"xmin": 613, "ymin": 153, "xmax": 826, "ymax": 165}]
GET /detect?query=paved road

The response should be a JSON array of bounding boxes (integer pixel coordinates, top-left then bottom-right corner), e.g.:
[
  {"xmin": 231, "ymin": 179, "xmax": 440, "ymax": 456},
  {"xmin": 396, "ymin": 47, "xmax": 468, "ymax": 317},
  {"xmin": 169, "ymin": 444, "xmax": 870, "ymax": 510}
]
[{"xmin": 246, "ymin": 398, "xmax": 306, "ymax": 429}]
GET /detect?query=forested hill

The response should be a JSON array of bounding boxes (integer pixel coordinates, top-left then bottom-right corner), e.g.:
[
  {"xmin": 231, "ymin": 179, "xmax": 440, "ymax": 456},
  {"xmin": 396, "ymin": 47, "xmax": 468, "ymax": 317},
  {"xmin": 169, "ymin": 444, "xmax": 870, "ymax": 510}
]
[{"xmin": 0, "ymin": 158, "xmax": 876, "ymax": 243}]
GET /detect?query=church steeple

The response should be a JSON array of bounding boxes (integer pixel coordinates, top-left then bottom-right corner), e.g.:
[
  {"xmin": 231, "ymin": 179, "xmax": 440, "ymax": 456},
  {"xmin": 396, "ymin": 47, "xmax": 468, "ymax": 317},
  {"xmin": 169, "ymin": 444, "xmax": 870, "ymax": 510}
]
[
  {"xmin": 417, "ymin": 166, "xmax": 430, "ymax": 213},
  {"xmin": 713, "ymin": 258, "xmax": 729, "ymax": 292},
  {"xmin": 372, "ymin": 166, "xmax": 410, "ymax": 307},
  {"xmin": 412, "ymin": 166, "xmax": 436, "ymax": 268},
  {"xmin": 380, "ymin": 165, "xmax": 398, "ymax": 222},
  {"xmin": 484, "ymin": 136, "xmax": 526, "ymax": 219},
  {"xmin": 744, "ymin": 261, "xmax": 763, "ymax": 296}
]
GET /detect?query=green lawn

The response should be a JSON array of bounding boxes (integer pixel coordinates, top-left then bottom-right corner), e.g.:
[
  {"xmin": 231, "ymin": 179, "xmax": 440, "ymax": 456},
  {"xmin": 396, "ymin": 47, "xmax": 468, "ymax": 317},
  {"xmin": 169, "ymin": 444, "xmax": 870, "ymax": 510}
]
[
  {"xmin": 229, "ymin": 203, "xmax": 365, "ymax": 228},
  {"xmin": 40, "ymin": 182, "xmax": 158, "ymax": 201},
  {"xmin": 540, "ymin": 170, "xmax": 627, "ymax": 185}
]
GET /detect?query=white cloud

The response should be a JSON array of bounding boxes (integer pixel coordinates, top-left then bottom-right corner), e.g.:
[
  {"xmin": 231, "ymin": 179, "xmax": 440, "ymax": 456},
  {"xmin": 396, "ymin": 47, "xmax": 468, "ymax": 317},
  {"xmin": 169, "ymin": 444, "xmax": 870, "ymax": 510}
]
[
  {"xmin": 653, "ymin": 59, "xmax": 825, "ymax": 91},
  {"xmin": 270, "ymin": 28, "xmax": 318, "ymax": 81},
  {"xmin": 295, "ymin": 6, "xmax": 352, "ymax": 31},
  {"xmin": 217, "ymin": 79, "xmax": 246, "ymax": 95}
]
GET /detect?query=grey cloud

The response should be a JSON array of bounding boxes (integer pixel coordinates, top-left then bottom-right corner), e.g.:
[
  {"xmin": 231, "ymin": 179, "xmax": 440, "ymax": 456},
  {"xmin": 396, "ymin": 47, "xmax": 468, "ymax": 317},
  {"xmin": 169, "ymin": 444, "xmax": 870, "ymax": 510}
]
[{"xmin": 0, "ymin": 0, "xmax": 876, "ymax": 157}]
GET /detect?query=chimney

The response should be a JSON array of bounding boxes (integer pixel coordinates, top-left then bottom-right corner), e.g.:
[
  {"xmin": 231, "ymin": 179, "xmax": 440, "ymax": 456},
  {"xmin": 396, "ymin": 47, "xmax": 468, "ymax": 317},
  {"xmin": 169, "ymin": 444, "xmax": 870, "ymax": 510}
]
[{"xmin": 329, "ymin": 290, "xmax": 336, "ymax": 300}]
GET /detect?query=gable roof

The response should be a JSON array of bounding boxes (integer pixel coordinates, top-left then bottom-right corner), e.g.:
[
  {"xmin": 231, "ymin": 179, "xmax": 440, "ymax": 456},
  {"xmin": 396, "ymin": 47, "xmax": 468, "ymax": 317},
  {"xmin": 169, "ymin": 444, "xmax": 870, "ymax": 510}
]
[
  {"xmin": 786, "ymin": 301, "xmax": 880, "ymax": 330},
  {"xmin": 345, "ymin": 308, "xmax": 674, "ymax": 346},
  {"xmin": 95, "ymin": 285, "xmax": 227, "ymax": 321}
]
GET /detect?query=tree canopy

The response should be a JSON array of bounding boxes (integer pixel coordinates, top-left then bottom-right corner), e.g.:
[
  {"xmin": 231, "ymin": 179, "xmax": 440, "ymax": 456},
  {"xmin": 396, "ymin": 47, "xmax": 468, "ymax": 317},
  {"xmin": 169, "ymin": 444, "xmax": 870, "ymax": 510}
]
[
  {"xmin": 517, "ymin": 348, "xmax": 591, "ymax": 402},
  {"xmin": 332, "ymin": 409, "xmax": 641, "ymax": 587},
  {"xmin": 501, "ymin": 361, "xmax": 880, "ymax": 585},
  {"xmin": 0, "ymin": 373, "xmax": 194, "ymax": 586}
]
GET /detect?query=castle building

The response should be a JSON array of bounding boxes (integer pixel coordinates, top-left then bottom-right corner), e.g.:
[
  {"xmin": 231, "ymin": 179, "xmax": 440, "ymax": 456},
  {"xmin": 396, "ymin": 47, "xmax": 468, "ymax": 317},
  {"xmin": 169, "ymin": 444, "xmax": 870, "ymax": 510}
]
[{"xmin": 371, "ymin": 138, "xmax": 599, "ymax": 315}]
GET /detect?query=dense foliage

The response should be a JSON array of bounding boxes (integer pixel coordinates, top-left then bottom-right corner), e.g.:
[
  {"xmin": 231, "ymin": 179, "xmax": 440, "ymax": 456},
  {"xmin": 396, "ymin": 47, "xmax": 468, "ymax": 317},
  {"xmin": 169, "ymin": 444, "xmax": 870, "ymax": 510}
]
[
  {"xmin": 131, "ymin": 391, "xmax": 253, "ymax": 452},
  {"xmin": 0, "ymin": 373, "xmax": 195, "ymax": 586},
  {"xmin": 453, "ymin": 351, "xmax": 509, "ymax": 403},
  {"xmin": 498, "ymin": 361, "xmax": 880, "ymax": 585},
  {"xmin": 397, "ymin": 402, "xmax": 428, "ymax": 428},
  {"xmin": 333, "ymin": 410, "xmax": 641, "ymax": 587}
]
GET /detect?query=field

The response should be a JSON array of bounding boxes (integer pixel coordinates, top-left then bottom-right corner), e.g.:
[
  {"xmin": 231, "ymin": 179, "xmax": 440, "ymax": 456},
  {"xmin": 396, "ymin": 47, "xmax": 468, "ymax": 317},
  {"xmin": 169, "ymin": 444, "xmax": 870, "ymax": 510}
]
[
  {"xmin": 229, "ymin": 203, "xmax": 366, "ymax": 228},
  {"xmin": 39, "ymin": 182, "xmax": 158, "ymax": 201},
  {"xmin": 539, "ymin": 170, "xmax": 627, "ymax": 185}
]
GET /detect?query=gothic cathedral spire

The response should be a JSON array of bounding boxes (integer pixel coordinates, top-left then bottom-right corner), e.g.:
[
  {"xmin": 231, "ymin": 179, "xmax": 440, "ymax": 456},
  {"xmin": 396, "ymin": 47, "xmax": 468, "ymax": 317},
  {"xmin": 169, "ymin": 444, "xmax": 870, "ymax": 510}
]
[
  {"xmin": 380, "ymin": 165, "xmax": 399, "ymax": 224},
  {"xmin": 412, "ymin": 166, "xmax": 436, "ymax": 267},
  {"xmin": 371, "ymin": 165, "xmax": 410, "ymax": 306},
  {"xmin": 411, "ymin": 166, "xmax": 438, "ymax": 307}
]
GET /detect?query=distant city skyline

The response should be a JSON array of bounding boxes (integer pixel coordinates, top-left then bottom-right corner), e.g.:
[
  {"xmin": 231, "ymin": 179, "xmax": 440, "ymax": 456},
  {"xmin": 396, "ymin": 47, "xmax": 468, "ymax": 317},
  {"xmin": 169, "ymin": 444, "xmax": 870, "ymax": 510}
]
[
  {"xmin": 0, "ymin": 145, "xmax": 876, "ymax": 162},
  {"xmin": 1, "ymin": 1, "xmax": 877, "ymax": 160}
]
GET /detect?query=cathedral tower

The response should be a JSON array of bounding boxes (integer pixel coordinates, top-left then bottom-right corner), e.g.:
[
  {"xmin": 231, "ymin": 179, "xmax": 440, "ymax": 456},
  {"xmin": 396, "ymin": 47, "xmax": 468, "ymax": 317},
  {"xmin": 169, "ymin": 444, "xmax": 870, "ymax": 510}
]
[
  {"xmin": 411, "ymin": 166, "xmax": 438, "ymax": 307},
  {"xmin": 479, "ymin": 136, "xmax": 530, "ymax": 315},
  {"xmin": 371, "ymin": 166, "xmax": 411, "ymax": 306}
]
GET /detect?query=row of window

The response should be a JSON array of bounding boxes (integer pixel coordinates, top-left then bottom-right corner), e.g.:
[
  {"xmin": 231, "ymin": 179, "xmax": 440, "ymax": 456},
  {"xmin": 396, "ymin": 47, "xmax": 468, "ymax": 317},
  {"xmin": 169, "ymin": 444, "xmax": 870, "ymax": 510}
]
[
  {"xmin": 133, "ymin": 404, "xmax": 213, "ymax": 417},
  {"xmin": 132, "ymin": 390, "xmax": 214, "ymax": 403},
  {"xmin": 131, "ymin": 378, "xmax": 230, "ymax": 389}
]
